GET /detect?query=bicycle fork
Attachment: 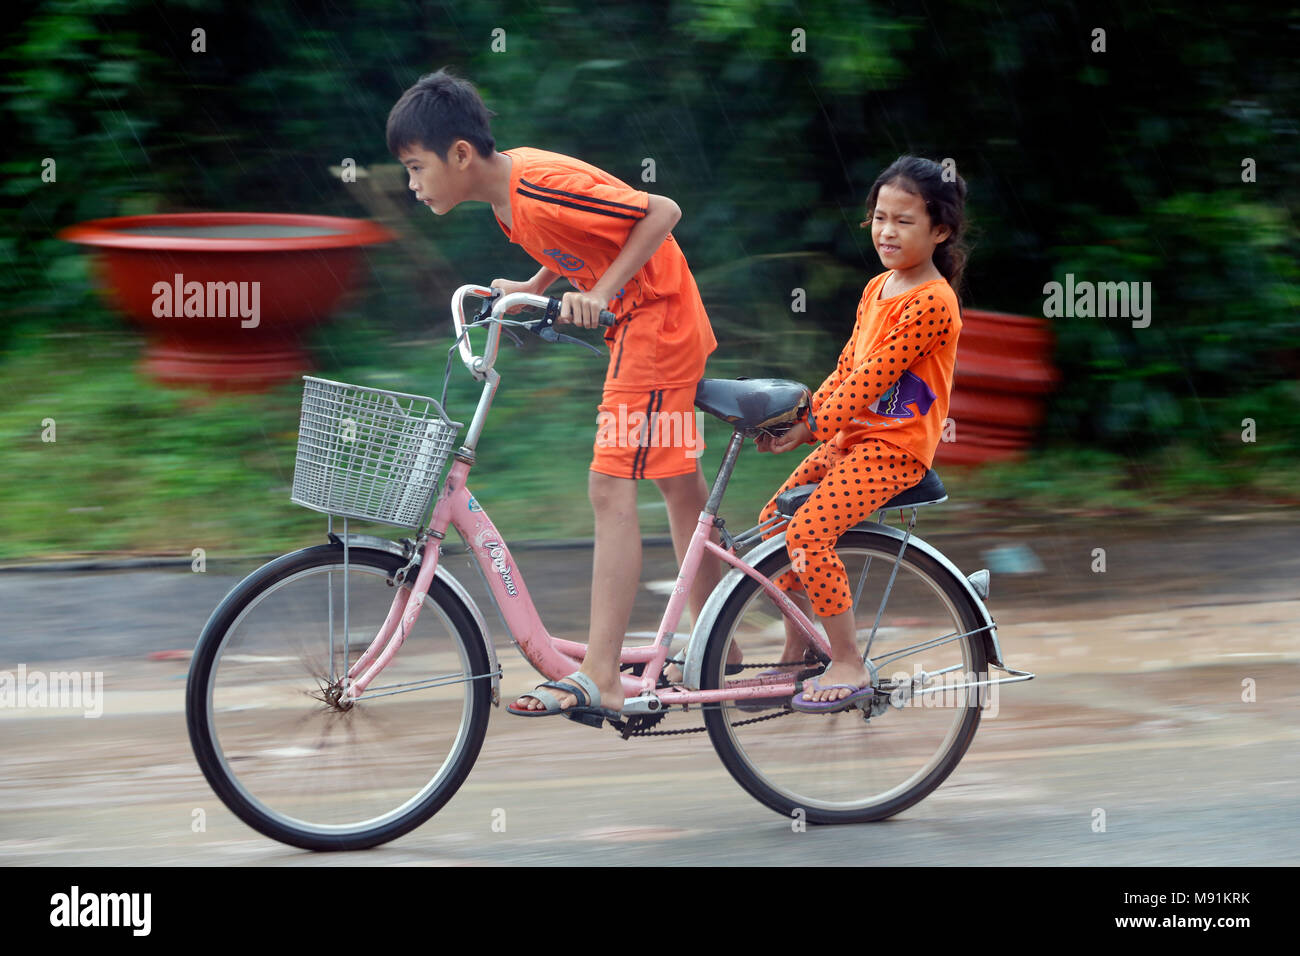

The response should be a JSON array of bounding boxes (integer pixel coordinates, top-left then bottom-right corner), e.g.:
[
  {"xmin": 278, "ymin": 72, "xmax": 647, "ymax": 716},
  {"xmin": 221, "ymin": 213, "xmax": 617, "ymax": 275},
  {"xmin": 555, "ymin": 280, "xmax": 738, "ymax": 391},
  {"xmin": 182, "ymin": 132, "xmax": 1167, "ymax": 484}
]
[{"xmin": 328, "ymin": 520, "xmax": 446, "ymax": 705}]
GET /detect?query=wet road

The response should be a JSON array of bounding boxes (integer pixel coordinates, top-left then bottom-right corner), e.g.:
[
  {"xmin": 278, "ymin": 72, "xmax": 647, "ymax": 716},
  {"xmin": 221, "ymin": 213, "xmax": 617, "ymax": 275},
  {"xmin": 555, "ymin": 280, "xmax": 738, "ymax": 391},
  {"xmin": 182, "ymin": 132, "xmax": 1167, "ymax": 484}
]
[{"xmin": 1, "ymin": 511, "xmax": 1297, "ymax": 865}]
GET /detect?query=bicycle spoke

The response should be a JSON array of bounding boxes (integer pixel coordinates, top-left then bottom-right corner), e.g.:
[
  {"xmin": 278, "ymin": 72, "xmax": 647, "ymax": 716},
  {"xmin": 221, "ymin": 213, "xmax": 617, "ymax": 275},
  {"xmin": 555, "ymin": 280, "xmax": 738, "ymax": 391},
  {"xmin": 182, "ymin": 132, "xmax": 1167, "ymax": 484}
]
[
  {"xmin": 199, "ymin": 558, "xmax": 482, "ymax": 833},
  {"xmin": 703, "ymin": 532, "xmax": 987, "ymax": 820}
]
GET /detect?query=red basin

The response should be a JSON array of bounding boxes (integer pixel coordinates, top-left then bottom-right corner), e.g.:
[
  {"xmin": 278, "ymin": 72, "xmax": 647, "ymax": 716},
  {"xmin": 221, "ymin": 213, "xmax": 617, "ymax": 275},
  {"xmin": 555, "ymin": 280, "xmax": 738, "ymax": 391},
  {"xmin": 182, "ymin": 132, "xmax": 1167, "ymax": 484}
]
[
  {"xmin": 934, "ymin": 308, "xmax": 1059, "ymax": 467},
  {"xmin": 59, "ymin": 213, "xmax": 395, "ymax": 391}
]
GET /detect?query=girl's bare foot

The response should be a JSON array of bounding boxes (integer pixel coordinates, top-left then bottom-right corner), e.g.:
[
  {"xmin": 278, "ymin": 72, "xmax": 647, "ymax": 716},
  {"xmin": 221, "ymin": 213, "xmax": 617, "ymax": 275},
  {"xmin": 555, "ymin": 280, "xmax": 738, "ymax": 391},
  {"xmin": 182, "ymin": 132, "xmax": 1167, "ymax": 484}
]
[{"xmin": 800, "ymin": 659, "xmax": 871, "ymax": 702}]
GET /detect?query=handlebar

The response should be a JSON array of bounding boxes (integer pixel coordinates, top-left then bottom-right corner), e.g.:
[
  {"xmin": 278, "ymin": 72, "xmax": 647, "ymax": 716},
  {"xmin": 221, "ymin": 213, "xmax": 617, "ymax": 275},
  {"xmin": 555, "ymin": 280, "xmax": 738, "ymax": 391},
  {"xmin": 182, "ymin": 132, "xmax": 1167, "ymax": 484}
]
[{"xmin": 450, "ymin": 284, "xmax": 617, "ymax": 379}]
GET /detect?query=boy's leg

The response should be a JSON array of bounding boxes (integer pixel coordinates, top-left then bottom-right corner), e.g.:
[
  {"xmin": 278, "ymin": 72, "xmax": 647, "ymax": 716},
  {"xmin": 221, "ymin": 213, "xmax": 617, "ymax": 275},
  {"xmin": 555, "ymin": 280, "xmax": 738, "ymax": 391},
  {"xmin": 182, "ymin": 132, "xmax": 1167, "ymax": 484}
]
[
  {"xmin": 635, "ymin": 383, "xmax": 740, "ymax": 677},
  {"xmin": 511, "ymin": 470, "xmax": 639, "ymax": 713},
  {"xmin": 579, "ymin": 471, "xmax": 642, "ymax": 702},
  {"xmin": 512, "ymin": 383, "xmax": 671, "ymax": 714},
  {"xmin": 652, "ymin": 465, "xmax": 733, "ymax": 673}
]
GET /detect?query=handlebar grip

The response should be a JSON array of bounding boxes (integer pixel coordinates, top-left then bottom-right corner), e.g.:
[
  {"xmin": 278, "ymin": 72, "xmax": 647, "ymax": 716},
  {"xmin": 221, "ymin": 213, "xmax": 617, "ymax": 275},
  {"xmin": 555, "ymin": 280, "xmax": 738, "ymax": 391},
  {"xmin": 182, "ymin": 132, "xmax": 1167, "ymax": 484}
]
[{"xmin": 542, "ymin": 296, "xmax": 619, "ymax": 328}]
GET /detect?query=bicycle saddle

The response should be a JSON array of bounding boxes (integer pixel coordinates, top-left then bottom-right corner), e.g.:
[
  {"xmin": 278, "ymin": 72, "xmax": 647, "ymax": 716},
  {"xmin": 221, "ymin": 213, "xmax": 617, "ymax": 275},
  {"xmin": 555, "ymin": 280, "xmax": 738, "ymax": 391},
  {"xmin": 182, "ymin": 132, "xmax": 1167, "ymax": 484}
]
[
  {"xmin": 775, "ymin": 468, "xmax": 948, "ymax": 516},
  {"xmin": 694, "ymin": 378, "xmax": 811, "ymax": 431}
]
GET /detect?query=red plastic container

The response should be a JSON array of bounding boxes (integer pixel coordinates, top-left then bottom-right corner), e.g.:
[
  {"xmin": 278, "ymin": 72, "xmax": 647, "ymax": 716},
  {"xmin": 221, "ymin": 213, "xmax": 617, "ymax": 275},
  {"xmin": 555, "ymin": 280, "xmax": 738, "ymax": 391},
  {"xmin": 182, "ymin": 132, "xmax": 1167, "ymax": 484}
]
[
  {"xmin": 935, "ymin": 308, "xmax": 1059, "ymax": 466},
  {"xmin": 59, "ymin": 213, "xmax": 395, "ymax": 391}
]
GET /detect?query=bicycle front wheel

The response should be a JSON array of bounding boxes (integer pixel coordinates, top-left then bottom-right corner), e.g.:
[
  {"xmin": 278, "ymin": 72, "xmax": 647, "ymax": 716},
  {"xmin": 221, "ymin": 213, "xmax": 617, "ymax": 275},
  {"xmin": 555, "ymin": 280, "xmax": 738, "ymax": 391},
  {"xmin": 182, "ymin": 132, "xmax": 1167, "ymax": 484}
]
[
  {"xmin": 702, "ymin": 527, "xmax": 989, "ymax": 824},
  {"xmin": 186, "ymin": 543, "xmax": 492, "ymax": 850}
]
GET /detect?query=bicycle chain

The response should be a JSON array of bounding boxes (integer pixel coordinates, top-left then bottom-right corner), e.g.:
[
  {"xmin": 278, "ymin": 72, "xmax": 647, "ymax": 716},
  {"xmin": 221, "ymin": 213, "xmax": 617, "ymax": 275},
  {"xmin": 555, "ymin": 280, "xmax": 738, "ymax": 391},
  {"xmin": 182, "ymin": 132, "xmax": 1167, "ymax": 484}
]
[
  {"xmin": 617, "ymin": 707, "xmax": 796, "ymax": 737},
  {"xmin": 616, "ymin": 658, "xmax": 824, "ymax": 737}
]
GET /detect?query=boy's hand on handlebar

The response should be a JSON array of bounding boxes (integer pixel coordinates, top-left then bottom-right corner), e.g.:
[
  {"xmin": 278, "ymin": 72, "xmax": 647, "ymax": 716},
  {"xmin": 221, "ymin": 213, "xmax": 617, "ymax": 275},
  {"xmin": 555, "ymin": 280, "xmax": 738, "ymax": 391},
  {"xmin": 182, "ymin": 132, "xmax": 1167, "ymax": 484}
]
[
  {"xmin": 489, "ymin": 278, "xmax": 537, "ymax": 314},
  {"xmin": 757, "ymin": 421, "xmax": 812, "ymax": 454},
  {"xmin": 559, "ymin": 290, "xmax": 609, "ymax": 329}
]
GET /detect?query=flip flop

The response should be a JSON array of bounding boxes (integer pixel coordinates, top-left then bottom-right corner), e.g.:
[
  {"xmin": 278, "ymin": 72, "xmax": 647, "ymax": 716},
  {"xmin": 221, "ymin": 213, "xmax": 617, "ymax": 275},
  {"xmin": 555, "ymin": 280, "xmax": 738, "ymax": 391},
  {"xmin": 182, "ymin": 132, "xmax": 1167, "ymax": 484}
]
[
  {"xmin": 790, "ymin": 673, "xmax": 875, "ymax": 714},
  {"xmin": 506, "ymin": 671, "xmax": 621, "ymax": 723}
]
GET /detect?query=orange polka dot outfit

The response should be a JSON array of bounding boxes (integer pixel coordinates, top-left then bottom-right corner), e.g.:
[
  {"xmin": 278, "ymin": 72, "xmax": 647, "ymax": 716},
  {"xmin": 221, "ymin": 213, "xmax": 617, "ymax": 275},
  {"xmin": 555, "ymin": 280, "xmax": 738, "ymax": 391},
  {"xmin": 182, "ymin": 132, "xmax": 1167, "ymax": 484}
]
[{"xmin": 760, "ymin": 271, "xmax": 961, "ymax": 616}]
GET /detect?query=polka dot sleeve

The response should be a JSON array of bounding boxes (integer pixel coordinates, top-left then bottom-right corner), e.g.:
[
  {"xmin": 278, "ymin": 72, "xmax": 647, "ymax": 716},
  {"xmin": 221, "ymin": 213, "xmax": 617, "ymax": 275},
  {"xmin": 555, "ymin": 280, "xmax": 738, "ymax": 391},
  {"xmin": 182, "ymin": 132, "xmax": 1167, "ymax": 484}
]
[
  {"xmin": 807, "ymin": 295, "xmax": 956, "ymax": 443},
  {"xmin": 808, "ymin": 287, "xmax": 871, "ymax": 430},
  {"xmin": 809, "ymin": 314, "xmax": 860, "ymax": 414}
]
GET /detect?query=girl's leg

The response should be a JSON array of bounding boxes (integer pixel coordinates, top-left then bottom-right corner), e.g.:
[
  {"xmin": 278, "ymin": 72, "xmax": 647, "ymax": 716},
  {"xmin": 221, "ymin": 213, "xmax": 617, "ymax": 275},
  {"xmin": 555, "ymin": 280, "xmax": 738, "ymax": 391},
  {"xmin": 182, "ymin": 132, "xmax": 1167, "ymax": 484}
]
[
  {"xmin": 755, "ymin": 443, "xmax": 843, "ymax": 668},
  {"xmin": 786, "ymin": 441, "xmax": 928, "ymax": 702}
]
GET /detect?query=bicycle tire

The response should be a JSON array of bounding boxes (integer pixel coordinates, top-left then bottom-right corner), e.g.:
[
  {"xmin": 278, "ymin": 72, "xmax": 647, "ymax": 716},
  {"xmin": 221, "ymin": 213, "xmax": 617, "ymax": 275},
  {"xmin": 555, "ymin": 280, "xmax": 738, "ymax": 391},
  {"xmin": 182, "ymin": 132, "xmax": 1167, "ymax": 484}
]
[
  {"xmin": 701, "ymin": 527, "xmax": 989, "ymax": 824},
  {"xmin": 186, "ymin": 543, "xmax": 492, "ymax": 850}
]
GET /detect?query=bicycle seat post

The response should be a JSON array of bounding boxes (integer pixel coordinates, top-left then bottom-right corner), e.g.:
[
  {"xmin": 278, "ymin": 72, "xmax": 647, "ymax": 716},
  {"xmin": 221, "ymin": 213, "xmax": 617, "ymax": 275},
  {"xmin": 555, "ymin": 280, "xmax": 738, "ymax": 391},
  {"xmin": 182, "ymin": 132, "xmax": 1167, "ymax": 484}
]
[{"xmin": 704, "ymin": 429, "xmax": 747, "ymax": 517}]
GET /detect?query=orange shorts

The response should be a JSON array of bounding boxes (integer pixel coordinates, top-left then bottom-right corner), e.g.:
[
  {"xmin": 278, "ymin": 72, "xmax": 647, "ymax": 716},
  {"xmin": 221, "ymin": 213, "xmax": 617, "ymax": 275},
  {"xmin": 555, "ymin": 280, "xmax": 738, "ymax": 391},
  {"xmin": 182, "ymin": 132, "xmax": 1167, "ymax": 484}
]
[{"xmin": 591, "ymin": 384, "xmax": 706, "ymax": 479}]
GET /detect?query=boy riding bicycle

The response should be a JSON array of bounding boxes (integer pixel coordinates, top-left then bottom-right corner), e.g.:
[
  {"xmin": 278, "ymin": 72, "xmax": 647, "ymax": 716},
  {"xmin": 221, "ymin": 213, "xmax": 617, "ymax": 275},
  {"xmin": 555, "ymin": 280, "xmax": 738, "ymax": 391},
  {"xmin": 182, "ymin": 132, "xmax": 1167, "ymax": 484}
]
[{"xmin": 386, "ymin": 68, "xmax": 721, "ymax": 721}]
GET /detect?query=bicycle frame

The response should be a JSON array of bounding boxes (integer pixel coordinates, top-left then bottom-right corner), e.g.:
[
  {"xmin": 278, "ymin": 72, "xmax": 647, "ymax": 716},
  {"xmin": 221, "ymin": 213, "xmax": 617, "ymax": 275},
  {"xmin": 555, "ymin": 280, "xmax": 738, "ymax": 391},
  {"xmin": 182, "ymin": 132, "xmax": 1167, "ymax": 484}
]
[{"xmin": 340, "ymin": 447, "xmax": 829, "ymax": 707}]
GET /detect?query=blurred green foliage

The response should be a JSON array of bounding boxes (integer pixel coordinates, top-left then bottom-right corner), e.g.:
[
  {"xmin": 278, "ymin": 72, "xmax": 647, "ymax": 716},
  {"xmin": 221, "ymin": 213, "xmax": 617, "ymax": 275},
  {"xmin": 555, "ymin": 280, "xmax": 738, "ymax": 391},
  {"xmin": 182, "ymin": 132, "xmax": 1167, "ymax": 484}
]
[{"xmin": 1, "ymin": 0, "xmax": 1297, "ymax": 555}]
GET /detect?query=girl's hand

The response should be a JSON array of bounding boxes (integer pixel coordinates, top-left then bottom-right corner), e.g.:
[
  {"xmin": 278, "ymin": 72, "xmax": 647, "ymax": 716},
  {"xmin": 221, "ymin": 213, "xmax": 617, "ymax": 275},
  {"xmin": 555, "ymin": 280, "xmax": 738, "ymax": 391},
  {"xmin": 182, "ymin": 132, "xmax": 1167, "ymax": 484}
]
[{"xmin": 757, "ymin": 421, "xmax": 812, "ymax": 453}]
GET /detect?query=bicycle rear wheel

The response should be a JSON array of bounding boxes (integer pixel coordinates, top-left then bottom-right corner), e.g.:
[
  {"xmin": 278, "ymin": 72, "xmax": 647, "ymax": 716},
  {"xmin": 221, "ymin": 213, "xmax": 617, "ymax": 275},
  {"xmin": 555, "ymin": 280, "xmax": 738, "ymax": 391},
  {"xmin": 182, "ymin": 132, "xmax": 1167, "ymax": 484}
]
[
  {"xmin": 702, "ymin": 527, "xmax": 989, "ymax": 824},
  {"xmin": 186, "ymin": 543, "xmax": 492, "ymax": 850}
]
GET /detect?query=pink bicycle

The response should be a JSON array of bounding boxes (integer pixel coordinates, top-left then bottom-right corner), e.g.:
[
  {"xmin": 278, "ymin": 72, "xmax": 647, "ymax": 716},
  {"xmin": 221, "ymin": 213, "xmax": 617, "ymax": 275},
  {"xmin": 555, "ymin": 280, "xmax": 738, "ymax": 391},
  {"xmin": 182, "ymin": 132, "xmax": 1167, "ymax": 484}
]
[{"xmin": 186, "ymin": 283, "xmax": 1035, "ymax": 850}]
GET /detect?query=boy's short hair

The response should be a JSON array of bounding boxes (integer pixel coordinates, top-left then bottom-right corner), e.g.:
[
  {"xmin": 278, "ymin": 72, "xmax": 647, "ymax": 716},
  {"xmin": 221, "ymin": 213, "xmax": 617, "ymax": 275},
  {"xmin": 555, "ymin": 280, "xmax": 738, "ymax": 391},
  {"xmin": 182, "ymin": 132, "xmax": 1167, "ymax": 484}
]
[{"xmin": 386, "ymin": 68, "xmax": 495, "ymax": 159}]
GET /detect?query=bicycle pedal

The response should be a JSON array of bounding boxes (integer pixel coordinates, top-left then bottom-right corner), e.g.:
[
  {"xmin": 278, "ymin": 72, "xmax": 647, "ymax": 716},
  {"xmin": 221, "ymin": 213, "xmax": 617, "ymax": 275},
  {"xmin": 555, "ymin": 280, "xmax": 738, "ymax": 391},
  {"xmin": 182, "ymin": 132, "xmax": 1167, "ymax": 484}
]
[{"xmin": 563, "ymin": 710, "xmax": 607, "ymax": 729}]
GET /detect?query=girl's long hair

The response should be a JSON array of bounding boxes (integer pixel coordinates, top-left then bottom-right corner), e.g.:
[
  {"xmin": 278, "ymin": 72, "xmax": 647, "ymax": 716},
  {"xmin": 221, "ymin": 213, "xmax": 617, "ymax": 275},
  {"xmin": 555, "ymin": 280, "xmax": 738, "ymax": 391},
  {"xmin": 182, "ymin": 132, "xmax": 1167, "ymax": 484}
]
[{"xmin": 864, "ymin": 156, "xmax": 970, "ymax": 297}]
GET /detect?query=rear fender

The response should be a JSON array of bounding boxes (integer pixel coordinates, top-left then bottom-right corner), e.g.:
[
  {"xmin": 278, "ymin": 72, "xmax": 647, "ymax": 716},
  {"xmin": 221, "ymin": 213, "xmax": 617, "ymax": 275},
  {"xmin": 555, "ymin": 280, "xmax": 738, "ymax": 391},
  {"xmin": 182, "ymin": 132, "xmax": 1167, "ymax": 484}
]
[{"xmin": 682, "ymin": 526, "xmax": 1001, "ymax": 689}]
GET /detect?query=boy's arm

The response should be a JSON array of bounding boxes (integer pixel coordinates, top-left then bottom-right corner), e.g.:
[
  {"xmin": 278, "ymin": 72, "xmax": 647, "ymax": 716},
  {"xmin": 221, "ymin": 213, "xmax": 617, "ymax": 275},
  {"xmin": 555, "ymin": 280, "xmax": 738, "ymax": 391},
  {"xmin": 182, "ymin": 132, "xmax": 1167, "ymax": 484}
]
[
  {"xmin": 527, "ymin": 265, "xmax": 562, "ymax": 293},
  {"xmin": 560, "ymin": 194, "xmax": 681, "ymax": 327},
  {"xmin": 806, "ymin": 296, "xmax": 958, "ymax": 443},
  {"xmin": 490, "ymin": 265, "xmax": 561, "ymax": 297}
]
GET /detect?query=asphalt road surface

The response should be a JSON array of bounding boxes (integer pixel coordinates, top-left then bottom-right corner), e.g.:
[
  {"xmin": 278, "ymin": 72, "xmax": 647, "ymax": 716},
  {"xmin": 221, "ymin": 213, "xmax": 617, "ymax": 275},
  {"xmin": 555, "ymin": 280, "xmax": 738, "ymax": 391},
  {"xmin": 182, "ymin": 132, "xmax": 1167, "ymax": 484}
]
[{"xmin": 1, "ymin": 511, "xmax": 1297, "ymax": 865}]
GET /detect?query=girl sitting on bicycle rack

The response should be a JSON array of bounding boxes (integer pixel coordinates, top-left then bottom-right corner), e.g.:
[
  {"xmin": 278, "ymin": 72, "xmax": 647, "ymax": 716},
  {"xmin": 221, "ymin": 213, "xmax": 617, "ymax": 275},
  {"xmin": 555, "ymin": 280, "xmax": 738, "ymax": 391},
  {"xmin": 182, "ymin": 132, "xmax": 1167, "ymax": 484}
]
[{"xmin": 758, "ymin": 155, "xmax": 969, "ymax": 712}]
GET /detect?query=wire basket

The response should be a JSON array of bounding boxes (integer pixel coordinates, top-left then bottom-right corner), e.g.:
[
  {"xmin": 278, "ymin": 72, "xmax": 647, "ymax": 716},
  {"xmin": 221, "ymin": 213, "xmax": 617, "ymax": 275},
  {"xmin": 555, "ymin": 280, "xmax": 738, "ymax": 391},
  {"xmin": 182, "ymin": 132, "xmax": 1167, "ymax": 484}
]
[{"xmin": 290, "ymin": 376, "xmax": 462, "ymax": 528}]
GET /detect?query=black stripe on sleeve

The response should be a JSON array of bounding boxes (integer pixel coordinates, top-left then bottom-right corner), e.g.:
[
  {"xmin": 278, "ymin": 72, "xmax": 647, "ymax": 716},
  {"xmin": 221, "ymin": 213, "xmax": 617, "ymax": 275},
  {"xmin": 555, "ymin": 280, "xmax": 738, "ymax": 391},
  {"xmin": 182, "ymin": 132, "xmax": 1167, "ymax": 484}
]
[
  {"xmin": 519, "ymin": 177, "xmax": 647, "ymax": 213},
  {"xmin": 515, "ymin": 188, "xmax": 643, "ymax": 220}
]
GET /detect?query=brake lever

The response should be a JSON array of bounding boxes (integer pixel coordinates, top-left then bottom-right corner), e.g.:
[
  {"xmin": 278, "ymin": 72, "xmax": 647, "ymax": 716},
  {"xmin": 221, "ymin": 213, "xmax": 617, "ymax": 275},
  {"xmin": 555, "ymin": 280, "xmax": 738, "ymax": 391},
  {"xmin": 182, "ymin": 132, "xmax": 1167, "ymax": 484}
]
[
  {"xmin": 523, "ymin": 309, "xmax": 604, "ymax": 356},
  {"xmin": 473, "ymin": 288, "xmax": 502, "ymax": 323},
  {"xmin": 472, "ymin": 288, "xmax": 531, "ymax": 348}
]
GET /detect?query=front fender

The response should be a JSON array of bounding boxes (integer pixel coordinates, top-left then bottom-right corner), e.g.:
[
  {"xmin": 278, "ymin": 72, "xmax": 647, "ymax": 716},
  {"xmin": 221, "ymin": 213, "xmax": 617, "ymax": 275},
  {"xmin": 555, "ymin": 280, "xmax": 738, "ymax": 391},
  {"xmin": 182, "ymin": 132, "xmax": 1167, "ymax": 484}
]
[
  {"xmin": 681, "ymin": 525, "xmax": 1002, "ymax": 689},
  {"xmin": 328, "ymin": 533, "xmax": 501, "ymax": 705}
]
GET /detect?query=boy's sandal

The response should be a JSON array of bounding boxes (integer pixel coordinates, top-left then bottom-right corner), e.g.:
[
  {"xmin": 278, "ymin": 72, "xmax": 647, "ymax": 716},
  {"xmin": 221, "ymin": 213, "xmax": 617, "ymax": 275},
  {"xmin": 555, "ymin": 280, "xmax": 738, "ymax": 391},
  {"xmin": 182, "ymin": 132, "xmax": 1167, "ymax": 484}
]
[{"xmin": 506, "ymin": 671, "xmax": 622, "ymax": 723}]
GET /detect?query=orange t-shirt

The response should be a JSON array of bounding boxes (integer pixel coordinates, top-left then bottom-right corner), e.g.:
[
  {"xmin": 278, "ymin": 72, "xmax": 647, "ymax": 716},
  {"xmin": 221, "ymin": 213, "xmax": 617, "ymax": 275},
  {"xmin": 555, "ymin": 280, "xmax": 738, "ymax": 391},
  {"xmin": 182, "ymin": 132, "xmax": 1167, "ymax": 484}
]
[
  {"xmin": 494, "ymin": 147, "xmax": 716, "ymax": 389},
  {"xmin": 806, "ymin": 271, "xmax": 961, "ymax": 469}
]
